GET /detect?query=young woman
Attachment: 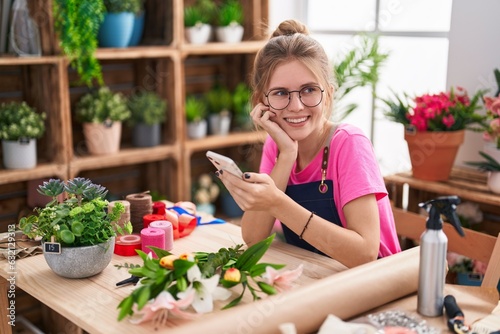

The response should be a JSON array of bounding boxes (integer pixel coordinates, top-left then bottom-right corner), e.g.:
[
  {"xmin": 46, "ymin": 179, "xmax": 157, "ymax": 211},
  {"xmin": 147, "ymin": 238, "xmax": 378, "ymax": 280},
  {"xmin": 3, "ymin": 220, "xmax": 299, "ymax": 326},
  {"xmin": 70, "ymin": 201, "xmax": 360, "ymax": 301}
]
[{"xmin": 217, "ymin": 19, "xmax": 401, "ymax": 268}]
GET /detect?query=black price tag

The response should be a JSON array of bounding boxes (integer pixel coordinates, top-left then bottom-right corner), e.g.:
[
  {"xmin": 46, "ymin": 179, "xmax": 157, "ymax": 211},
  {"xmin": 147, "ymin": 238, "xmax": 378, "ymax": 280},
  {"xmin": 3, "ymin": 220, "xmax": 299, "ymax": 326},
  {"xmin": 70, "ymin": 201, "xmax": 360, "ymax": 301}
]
[{"xmin": 44, "ymin": 242, "xmax": 61, "ymax": 254}]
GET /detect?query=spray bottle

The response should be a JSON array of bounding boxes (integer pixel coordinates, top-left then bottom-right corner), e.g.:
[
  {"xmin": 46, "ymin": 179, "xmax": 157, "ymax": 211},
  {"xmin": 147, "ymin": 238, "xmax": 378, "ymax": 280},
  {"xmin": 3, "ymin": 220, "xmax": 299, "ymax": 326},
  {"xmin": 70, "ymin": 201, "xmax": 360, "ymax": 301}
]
[{"xmin": 417, "ymin": 195, "xmax": 464, "ymax": 317}]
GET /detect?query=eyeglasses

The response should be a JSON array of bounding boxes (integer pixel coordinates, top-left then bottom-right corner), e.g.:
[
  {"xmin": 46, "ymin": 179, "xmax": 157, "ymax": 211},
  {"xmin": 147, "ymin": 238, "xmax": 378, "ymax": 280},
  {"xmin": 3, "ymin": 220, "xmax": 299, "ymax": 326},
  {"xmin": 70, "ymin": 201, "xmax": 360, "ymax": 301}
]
[{"xmin": 264, "ymin": 85, "xmax": 324, "ymax": 110}]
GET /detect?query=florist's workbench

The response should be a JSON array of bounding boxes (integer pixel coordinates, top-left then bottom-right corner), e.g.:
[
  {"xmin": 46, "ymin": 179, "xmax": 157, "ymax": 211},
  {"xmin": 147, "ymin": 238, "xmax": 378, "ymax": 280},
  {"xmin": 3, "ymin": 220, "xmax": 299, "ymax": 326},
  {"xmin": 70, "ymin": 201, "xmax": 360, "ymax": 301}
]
[{"xmin": 0, "ymin": 222, "xmax": 498, "ymax": 333}]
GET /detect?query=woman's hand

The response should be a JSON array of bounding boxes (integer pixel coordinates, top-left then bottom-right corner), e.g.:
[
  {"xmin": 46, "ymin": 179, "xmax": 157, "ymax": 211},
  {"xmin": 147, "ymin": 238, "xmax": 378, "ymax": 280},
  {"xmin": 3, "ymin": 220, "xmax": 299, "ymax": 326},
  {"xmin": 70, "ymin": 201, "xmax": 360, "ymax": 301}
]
[
  {"xmin": 217, "ymin": 171, "xmax": 280, "ymax": 213},
  {"xmin": 251, "ymin": 103, "xmax": 298, "ymax": 159}
]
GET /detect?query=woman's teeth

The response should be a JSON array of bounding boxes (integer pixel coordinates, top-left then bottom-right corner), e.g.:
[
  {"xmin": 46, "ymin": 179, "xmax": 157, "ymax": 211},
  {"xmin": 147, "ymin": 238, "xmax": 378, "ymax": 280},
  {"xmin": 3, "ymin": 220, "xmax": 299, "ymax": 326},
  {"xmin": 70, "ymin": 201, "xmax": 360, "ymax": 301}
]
[{"xmin": 285, "ymin": 117, "xmax": 308, "ymax": 124}]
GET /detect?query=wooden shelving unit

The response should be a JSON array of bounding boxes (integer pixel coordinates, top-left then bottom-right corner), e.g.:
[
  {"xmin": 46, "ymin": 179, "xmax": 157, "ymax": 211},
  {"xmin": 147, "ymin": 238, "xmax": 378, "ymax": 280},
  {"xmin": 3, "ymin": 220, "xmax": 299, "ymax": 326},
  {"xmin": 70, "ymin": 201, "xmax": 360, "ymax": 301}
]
[{"xmin": 0, "ymin": 0, "xmax": 269, "ymax": 229}]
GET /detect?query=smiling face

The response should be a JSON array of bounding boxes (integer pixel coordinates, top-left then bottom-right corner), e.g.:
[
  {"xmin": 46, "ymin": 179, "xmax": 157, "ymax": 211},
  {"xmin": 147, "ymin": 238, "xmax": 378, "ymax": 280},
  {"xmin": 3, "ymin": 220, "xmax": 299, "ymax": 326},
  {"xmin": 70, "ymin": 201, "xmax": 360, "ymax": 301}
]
[{"xmin": 265, "ymin": 59, "xmax": 327, "ymax": 142}]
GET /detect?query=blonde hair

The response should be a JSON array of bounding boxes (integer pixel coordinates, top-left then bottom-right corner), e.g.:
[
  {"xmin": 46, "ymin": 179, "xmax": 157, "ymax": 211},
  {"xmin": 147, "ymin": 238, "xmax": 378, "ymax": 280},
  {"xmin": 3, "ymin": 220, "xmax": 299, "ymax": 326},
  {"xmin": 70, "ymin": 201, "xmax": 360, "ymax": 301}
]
[{"xmin": 251, "ymin": 20, "xmax": 336, "ymax": 119}]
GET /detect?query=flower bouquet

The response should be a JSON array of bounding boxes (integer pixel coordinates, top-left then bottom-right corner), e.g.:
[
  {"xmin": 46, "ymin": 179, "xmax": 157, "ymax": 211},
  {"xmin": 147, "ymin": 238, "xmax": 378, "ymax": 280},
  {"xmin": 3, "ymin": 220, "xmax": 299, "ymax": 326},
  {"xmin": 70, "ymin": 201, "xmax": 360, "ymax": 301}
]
[{"xmin": 117, "ymin": 234, "xmax": 303, "ymax": 327}]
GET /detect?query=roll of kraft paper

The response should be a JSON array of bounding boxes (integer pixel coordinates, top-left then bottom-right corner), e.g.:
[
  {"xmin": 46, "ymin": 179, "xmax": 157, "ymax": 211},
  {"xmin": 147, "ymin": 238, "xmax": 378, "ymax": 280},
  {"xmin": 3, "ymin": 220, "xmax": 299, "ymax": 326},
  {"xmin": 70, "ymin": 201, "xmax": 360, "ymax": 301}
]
[
  {"xmin": 114, "ymin": 234, "xmax": 141, "ymax": 256},
  {"xmin": 140, "ymin": 227, "xmax": 165, "ymax": 258},
  {"xmin": 126, "ymin": 192, "xmax": 153, "ymax": 232},
  {"xmin": 169, "ymin": 247, "xmax": 421, "ymax": 334},
  {"xmin": 149, "ymin": 220, "xmax": 174, "ymax": 251}
]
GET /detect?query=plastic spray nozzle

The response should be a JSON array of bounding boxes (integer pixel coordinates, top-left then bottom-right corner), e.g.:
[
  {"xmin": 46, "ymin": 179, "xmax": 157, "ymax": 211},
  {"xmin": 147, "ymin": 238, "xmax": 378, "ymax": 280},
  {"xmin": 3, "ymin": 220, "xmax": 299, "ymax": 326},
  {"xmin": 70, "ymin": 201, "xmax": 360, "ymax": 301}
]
[{"xmin": 419, "ymin": 196, "xmax": 465, "ymax": 236}]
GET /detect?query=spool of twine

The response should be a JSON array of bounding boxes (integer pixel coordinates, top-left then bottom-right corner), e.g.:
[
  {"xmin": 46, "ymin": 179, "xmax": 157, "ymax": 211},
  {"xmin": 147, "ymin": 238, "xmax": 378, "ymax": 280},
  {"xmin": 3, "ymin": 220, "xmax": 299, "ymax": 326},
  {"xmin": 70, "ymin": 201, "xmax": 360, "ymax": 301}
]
[
  {"xmin": 108, "ymin": 200, "xmax": 131, "ymax": 231},
  {"xmin": 126, "ymin": 192, "xmax": 153, "ymax": 233}
]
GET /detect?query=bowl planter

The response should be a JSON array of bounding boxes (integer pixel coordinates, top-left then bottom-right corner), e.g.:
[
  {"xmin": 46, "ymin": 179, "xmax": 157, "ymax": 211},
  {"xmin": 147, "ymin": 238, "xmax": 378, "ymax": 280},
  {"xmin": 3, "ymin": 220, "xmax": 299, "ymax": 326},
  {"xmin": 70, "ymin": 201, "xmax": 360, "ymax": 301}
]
[
  {"xmin": 43, "ymin": 237, "xmax": 115, "ymax": 278},
  {"xmin": 185, "ymin": 23, "xmax": 212, "ymax": 44},
  {"xmin": 404, "ymin": 128, "xmax": 465, "ymax": 181},
  {"xmin": 2, "ymin": 138, "xmax": 37, "ymax": 169},
  {"xmin": 216, "ymin": 23, "xmax": 243, "ymax": 43}
]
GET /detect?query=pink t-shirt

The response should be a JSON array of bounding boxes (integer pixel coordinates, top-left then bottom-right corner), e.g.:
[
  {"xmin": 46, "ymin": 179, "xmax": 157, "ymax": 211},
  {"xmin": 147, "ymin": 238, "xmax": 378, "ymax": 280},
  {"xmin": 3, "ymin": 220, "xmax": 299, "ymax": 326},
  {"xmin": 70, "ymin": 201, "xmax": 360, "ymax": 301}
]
[{"xmin": 260, "ymin": 123, "xmax": 401, "ymax": 258}]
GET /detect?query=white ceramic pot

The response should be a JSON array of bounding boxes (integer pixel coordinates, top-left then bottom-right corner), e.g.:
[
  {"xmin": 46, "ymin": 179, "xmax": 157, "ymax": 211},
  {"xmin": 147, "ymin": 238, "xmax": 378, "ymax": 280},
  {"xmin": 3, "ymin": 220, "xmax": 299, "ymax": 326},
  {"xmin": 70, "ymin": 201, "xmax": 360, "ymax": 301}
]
[
  {"xmin": 487, "ymin": 171, "xmax": 500, "ymax": 194},
  {"xmin": 216, "ymin": 24, "xmax": 244, "ymax": 43},
  {"xmin": 185, "ymin": 24, "xmax": 212, "ymax": 44},
  {"xmin": 43, "ymin": 237, "xmax": 115, "ymax": 279},
  {"xmin": 2, "ymin": 139, "xmax": 37, "ymax": 169},
  {"xmin": 187, "ymin": 119, "xmax": 207, "ymax": 139}
]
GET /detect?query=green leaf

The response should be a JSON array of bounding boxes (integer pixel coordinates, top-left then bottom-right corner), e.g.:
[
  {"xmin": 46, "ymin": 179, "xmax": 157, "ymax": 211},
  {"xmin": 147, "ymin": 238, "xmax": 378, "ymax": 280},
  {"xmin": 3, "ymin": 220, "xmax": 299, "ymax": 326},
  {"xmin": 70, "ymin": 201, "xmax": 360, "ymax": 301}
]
[
  {"xmin": 249, "ymin": 263, "xmax": 285, "ymax": 277},
  {"xmin": 222, "ymin": 285, "xmax": 246, "ymax": 310},
  {"xmin": 235, "ymin": 234, "xmax": 275, "ymax": 271},
  {"xmin": 136, "ymin": 286, "xmax": 151, "ymax": 310},
  {"xmin": 257, "ymin": 281, "xmax": 277, "ymax": 295},
  {"xmin": 176, "ymin": 276, "xmax": 188, "ymax": 291},
  {"xmin": 117, "ymin": 295, "xmax": 134, "ymax": 321},
  {"xmin": 71, "ymin": 221, "xmax": 84, "ymax": 236},
  {"xmin": 60, "ymin": 230, "xmax": 75, "ymax": 244},
  {"xmin": 220, "ymin": 279, "xmax": 239, "ymax": 288},
  {"xmin": 148, "ymin": 246, "xmax": 172, "ymax": 259},
  {"xmin": 173, "ymin": 259, "xmax": 196, "ymax": 278}
]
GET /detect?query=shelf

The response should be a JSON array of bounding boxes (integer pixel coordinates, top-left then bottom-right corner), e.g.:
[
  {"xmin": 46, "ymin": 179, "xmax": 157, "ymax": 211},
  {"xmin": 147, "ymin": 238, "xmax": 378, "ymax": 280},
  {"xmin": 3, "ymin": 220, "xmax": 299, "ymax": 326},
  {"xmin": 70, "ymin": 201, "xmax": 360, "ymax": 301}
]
[
  {"xmin": 181, "ymin": 40, "xmax": 266, "ymax": 56},
  {"xmin": 95, "ymin": 46, "xmax": 178, "ymax": 60},
  {"xmin": 68, "ymin": 145, "xmax": 179, "ymax": 176},
  {"xmin": 0, "ymin": 163, "xmax": 67, "ymax": 185},
  {"xmin": 0, "ymin": 55, "xmax": 63, "ymax": 66},
  {"xmin": 184, "ymin": 131, "xmax": 267, "ymax": 153}
]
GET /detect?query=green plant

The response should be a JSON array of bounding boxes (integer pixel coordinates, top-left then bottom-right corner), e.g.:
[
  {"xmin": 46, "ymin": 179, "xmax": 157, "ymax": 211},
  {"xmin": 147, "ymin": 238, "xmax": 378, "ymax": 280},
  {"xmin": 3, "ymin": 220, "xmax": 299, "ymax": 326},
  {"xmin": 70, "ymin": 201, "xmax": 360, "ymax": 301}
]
[
  {"xmin": 53, "ymin": 0, "xmax": 105, "ymax": 87},
  {"xmin": 127, "ymin": 91, "xmax": 167, "ymax": 126},
  {"xmin": 232, "ymin": 82, "xmax": 251, "ymax": 116},
  {"xmin": 117, "ymin": 233, "xmax": 303, "ymax": 324},
  {"xmin": 185, "ymin": 95, "xmax": 207, "ymax": 122},
  {"xmin": 19, "ymin": 178, "xmax": 132, "ymax": 247},
  {"xmin": 217, "ymin": 0, "xmax": 243, "ymax": 26},
  {"xmin": 205, "ymin": 85, "xmax": 232, "ymax": 114},
  {"xmin": 466, "ymin": 151, "xmax": 500, "ymax": 172},
  {"xmin": 0, "ymin": 102, "xmax": 46, "ymax": 141},
  {"xmin": 383, "ymin": 87, "xmax": 487, "ymax": 132},
  {"xmin": 184, "ymin": 1, "xmax": 213, "ymax": 27},
  {"xmin": 334, "ymin": 34, "xmax": 389, "ymax": 120},
  {"xmin": 76, "ymin": 87, "xmax": 131, "ymax": 123},
  {"xmin": 103, "ymin": 0, "xmax": 143, "ymax": 14}
]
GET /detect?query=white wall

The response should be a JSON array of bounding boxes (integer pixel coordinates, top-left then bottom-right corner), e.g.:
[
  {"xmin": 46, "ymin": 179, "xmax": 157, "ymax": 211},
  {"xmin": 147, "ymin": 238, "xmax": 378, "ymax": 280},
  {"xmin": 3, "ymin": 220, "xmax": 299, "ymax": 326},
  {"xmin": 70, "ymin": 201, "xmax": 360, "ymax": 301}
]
[{"xmin": 448, "ymin": 0, "xmax": 500, "ymax": 165}]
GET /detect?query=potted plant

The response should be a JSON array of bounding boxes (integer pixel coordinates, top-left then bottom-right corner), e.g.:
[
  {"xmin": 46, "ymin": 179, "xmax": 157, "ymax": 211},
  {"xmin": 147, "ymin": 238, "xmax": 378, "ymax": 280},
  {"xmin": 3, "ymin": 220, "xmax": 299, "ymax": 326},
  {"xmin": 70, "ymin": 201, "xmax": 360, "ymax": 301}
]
[
  {"xmin": 0, "ymin": 101, "xmax": 46, "ymax": 169},
  {"xmin": 127, "ymin": 90, "xmax": 167, "ymax": 147},
  {"xmin": 232, "ymin": 82, "xmax": 252, "ymax": 131},
  {"xmin": 185, "ymin": 95, "xmax": 208, "ymax": 139},
  {"xmin": 383, "ymin": 86, "xmax": 487, "ymax": 181},
  {"xmin": 480, "ymin": 69, "xmax": 500, "ymax": 162},
  {"xmin": 52, "ymin": 0, "xmax": 105, "ymax": 87},
  {"xmin": 466, "ymin": 151, "xmax": 500, "ymax": 194},
  {"xmin": 75, "ymin": 86, "xmax": 131, "ymax": 155},
  {"xmin": 18, "ymin": 177, "xmax": 132, "ymax": 278},
  {"xmin": 205, "ymin": 85, "xmax": 232, "ymax": 135},
  {"xmin": 184, "ymin": 0, "xmax": 214, "ymax": 44},
  {"xmin": 99, "ymin": 0, "xmax": 143, "ymax": 48},
  {"xmin": 215, "ymin": 0, "xmax": 244, "ymax": 43}
]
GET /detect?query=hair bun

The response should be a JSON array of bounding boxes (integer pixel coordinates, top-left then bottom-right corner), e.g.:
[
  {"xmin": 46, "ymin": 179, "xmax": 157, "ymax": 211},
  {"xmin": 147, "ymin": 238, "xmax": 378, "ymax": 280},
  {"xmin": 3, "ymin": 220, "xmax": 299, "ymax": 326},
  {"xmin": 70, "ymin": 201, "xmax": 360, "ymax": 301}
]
[{"xmin": 271, "ymin": 19, "xmax": 309, "ymax": 38}]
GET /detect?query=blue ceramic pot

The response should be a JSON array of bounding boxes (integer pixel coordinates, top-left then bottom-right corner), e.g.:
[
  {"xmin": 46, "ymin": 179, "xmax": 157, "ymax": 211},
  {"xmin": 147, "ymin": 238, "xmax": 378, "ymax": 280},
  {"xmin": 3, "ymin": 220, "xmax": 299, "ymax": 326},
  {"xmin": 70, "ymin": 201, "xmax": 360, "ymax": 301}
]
[
  {"xmin": 129, "ymin": 12, "xmax": 145, "ymax": 46},
  {"xmin": 98, "ymin": 12, "xmax": 134, "ymax": 48}
]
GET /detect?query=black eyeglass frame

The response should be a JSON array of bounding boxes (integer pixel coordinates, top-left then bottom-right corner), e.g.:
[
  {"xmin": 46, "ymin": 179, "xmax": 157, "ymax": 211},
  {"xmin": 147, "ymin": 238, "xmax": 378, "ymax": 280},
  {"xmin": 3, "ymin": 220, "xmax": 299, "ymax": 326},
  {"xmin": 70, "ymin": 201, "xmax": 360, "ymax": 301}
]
[{"xmin": 264, "ymin": 85, "xmax": 325, "ymax": 110}]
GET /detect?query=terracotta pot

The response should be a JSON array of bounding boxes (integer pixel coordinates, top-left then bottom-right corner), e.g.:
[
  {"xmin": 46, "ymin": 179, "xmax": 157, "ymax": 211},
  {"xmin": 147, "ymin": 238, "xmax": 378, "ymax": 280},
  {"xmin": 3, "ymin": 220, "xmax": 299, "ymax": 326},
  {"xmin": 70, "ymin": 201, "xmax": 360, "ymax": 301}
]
[
  {"xmin": 404, "ymin": 129, "xmax": 465, "ymax": 181},
  {"xmin": 83, "ymin": 121, "xmax": 122, "ymax": 155}
]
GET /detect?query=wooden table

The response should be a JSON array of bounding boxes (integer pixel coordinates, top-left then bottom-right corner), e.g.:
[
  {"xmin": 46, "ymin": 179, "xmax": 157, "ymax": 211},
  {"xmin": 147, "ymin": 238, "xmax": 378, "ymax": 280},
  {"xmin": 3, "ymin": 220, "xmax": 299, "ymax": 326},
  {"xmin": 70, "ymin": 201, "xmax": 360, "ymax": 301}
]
[{"xmin": 0, "ymin": 222, "xmax": 497, "ymax": 333}]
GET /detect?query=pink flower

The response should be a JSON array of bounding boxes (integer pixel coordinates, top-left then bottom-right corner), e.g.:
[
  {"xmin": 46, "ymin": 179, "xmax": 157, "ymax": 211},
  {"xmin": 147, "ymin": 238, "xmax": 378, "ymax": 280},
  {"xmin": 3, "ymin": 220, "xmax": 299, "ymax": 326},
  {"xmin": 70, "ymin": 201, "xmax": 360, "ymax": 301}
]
[
  {"xmin": 473, "ymin": 260, "xmax": 488, "ymax": 275},
  {"xmin": 484, "ymin": 96, "xmax": 500, "ymax": 116},
  {"xmin": 129, "ymin": 290, "xmax": 198, "ymax": 326},
  {"xmin": 263, "ymin": 264, "xmax": 303, "ymax": 292},
  {"xmin": 447, "ymin": 252, "xmax": 467, "ymax": 267}
]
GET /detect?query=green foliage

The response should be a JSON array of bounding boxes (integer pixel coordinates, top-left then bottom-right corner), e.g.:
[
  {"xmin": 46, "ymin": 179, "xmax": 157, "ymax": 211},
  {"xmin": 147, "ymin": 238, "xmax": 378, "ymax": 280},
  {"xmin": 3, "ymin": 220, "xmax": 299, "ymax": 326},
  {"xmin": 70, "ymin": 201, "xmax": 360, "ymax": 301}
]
[
  {"xmin": 117, "ymin": 234, "xmax": 283, "ymax": 321},
  {"xmin": 103, "ymin": 0, "xmax": 143, "ymax": 14},
  {"xmin": 205, "ymin": 85, "xmax": 233, "ymax": 114},
  {"xmin": 76, "ymin": 87, "xmax": 131, "ymax": 123},
  {"xmin": 185, "ymin": 95, "xmax": 207, "ymax": 122},
  {"xmin": 217, "ymin": 0, "xmax": 243, "ymax": 26},
  {"xmin": 184, "ymin": 0, "xmax": 213, "ymax": 27},
  {"xmin": 53, "ymin": 0, "xmax": 104, "ymax": 87},
  {"xmin": 232, "ymin": 82, "xmax": 251, "ymax": 115},
  {"xmin": 0, "ymin": 102, "xmax": 46, "ymax": 141},
  {"xmin": 334, "ymin": 34, "xmax": 389, "ymax": 120},
  {"xmin": 18, "ymin": 177, "xmax": 133, "ymax": 247},
  {"xmin": 466, "ymin": 151, "xmax": 500, "ymax": 172},
  {"xmin": 127, "ymin": 91, "xmax": 167, "ymax": 126}
]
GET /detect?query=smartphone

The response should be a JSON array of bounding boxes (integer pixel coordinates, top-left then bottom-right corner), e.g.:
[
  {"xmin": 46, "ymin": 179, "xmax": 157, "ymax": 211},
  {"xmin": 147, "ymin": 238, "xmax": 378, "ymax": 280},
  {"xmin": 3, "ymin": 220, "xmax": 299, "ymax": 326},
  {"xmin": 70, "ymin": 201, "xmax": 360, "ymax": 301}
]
[{"xmin": 206, "ymin": 151, "xmax": 243, "ymax": 178}]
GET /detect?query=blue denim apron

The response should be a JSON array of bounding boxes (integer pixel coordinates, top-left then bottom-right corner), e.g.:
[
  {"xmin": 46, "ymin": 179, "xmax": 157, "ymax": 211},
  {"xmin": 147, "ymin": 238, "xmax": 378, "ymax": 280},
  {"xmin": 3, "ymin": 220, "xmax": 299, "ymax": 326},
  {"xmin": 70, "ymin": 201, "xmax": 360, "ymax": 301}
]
[{"xmin": 281, "ymin": 143, "xmax": 342, "ymax": 255}]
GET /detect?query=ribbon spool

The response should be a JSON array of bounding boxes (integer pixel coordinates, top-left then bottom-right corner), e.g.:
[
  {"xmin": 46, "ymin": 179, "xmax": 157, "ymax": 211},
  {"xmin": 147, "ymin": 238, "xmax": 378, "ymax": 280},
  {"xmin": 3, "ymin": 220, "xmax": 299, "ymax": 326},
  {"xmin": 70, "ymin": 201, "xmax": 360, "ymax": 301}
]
[
  {"xmin": 143, "ymin": 214, "xmax": 166, "ymax": 229},
  {"xmin": 126, "ymin": 192, "xmax": 153, "ymax": 233},
  {"xmin": 152, "ymin": 201, "xmax": 166, "ymax": 215},
  {"xmin": 140, "ymin": 227, "xmax": 165, "ymax": 258},
  {"xmin": 114, "ymin": 234, "xmax": 141, "ymax": 256},
  {"xmin": 108, "ymin": 200, "xmax": 131, "ymax": 231},
  {"xmin": 149, "ymin": 220, "xmax": 174, "ymax": 251}
]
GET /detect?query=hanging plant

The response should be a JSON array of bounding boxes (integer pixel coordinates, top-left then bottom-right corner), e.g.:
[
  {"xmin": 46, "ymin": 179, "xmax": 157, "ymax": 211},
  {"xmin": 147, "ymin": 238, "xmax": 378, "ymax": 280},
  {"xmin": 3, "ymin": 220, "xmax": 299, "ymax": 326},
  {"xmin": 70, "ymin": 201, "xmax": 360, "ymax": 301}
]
[{"xmin": 53, "ymin": 0, "xmax": 105, "ymax": 86}]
